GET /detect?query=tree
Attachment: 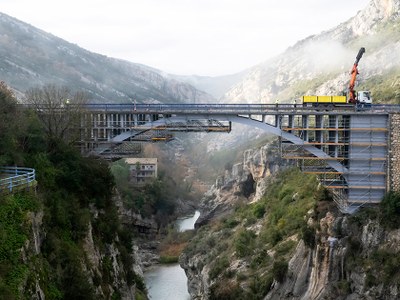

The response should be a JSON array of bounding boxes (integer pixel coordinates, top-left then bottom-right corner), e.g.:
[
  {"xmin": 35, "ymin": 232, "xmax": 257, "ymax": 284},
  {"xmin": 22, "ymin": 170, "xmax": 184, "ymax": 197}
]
[
  {"xmin": 0, "ymin": 82, "xmax": 23, "ymax": 164},
  {"xmin": 24, "ymin": 85, "xmax": 89, "ymax": 143}
]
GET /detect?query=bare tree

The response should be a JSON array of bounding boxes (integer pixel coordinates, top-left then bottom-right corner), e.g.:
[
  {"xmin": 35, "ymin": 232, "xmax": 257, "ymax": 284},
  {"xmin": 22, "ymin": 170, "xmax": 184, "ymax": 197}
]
[{"xmin": 25, "ymin": 85, "xmax": 89, "ymax": 143}]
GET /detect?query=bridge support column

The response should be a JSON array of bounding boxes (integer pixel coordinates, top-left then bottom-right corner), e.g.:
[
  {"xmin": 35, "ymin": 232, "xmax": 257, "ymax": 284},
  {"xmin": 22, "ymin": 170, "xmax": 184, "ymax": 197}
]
[{"xmin": 389, "ymin": 113, "xmax": 400, "ymax": 192}]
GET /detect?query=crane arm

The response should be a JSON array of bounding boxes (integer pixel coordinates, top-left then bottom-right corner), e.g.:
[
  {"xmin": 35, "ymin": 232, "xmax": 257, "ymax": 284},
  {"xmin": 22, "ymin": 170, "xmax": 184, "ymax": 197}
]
[{"xmin": 348, "ymin": 47, "xmax": 365, "ymax": 103}]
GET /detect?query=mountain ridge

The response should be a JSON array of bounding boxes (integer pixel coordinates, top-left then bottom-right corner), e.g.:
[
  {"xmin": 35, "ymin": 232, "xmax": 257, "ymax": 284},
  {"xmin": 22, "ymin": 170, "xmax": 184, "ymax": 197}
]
[
  {"xmin": 1, "ymin": 0, "xmax": 399, "ymax": 105},
  {"xmin": 0, "ymin": 12, "xmax": 214, "ymax": 103}
]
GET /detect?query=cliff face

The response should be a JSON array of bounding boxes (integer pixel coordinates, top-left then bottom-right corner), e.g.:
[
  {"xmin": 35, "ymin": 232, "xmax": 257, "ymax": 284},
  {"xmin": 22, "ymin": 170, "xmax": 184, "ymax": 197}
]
[
  {"xmin": 266, "ymin": 213, "xmax": 400, "ymax": 300},
  {"xmin": 82, "ymin": 223, "xmax": 137, "ymax": 299},
  {"xmin": 181, "ymin": 142, "xmax": 290, "ymax": 299},
  {"xmin": 182, "ymin": 193, "xmax": 400, "ymax": 299},
  {"xmin": 20, "ymin": 194, "xmax": 151, "ymax": 300},
  {"xmin": 180, "ymin": 140, "xmax": 400, "ymax": 300},
  {"xmin": 195, "ymin": 141, "xmax": 285, "ymax": 228}
]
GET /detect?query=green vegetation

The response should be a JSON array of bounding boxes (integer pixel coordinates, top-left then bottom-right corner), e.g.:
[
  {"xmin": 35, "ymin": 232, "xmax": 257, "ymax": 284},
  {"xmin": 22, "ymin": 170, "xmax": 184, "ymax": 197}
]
[
  {"xmin": 183, "ymin": 168, "xmax": 321, "ymax": 299},
  {"xmin": 358, "ymin": 68, "xmax": 400, "ymax": 104},
  {"xmin": 158, "ymin": 226, "xmax": 196, "ymax": 264},
  {"xmin": 278, "ymin": 73, "xmax": 339, "ymax": 101},
  {"xmin": 0, "ymin": 193, "xmax": 40, "ymax": 299},
  {"xmin": 379, "ymin": 191, "xmax": 400, "ymax": 229},
  {"xmin": 343, "ymin": 191, "xmax": 400, "ymax": 290},
  {"xmin": 111, "ymin": 159, "xmax": 178, "ymax": 227},
  {"xmin": 0, "ymin": 83, "xmax": 146, "ymax": 299},
  {"xmin": 184, "ymin": 166, "xmax": 400, "ymax": 298}
]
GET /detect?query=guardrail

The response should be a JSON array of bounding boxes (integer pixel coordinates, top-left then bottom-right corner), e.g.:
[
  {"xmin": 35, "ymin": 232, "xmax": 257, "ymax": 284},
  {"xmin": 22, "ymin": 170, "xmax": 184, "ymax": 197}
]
[
  {"xmin": 82, "ymin": 103, "xmax": 400, "ymax": 113},
  {"xmin": 21, "ymin": 102, "xmax": 400, "ymax": 114},
  {"xmin": 0, "ymin": 167, "xmax": 36, "ymax": 194}
]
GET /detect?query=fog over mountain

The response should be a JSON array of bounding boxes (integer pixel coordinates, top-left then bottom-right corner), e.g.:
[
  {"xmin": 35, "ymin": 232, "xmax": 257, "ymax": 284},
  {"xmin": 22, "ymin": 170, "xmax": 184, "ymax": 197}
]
[
  {"xmin": 221, "ymin": 0, "xmax": 400, "ymax": 104},
  {"xmin": 0, "ymin": 12, "xmax": 214, "ymax": 103}
]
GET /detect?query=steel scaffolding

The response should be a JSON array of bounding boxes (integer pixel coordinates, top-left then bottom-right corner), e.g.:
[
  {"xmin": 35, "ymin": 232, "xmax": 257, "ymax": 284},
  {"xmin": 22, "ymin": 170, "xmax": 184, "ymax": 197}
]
[{"xmin": 282, "ymin": 113, "xmax": 388, "ymax": 213}]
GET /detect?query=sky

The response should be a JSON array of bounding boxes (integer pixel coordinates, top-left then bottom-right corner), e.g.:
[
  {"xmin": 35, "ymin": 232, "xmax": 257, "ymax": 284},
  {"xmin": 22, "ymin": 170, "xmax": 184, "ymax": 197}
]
[{"xmin": 1, "ymin": 0, "xmax": 370, "ymax": 76}]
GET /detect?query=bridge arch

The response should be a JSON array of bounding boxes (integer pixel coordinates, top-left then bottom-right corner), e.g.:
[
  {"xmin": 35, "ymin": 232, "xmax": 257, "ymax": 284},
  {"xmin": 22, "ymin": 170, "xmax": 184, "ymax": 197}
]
[{"xmin": 110, "ymin": 114, "xmax": 347, "ymax": 173}]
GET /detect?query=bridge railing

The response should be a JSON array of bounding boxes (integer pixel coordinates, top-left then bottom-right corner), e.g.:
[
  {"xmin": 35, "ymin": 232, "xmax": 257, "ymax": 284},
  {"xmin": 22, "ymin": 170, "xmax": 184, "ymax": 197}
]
[
  {"xmin": 84, "ymin": 103, "xmax": 277, "ymax": 112},
  {"xmin": 0, "ymin": 167, "xmax": 36, "ymax": 194},
  {"xmin": 21, "ymin": 102, "xmax": 400, "ymax": 114},
  {"xmin": 83, "ymin": 103, "xmax": 400, "ymax": 113}
]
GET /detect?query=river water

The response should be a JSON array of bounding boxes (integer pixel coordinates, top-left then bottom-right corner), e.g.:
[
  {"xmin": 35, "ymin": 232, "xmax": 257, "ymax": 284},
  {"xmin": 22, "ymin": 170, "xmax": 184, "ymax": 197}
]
[{"xmin": 144, "ymin": 211, "xmax": 200, "ymax": 300}]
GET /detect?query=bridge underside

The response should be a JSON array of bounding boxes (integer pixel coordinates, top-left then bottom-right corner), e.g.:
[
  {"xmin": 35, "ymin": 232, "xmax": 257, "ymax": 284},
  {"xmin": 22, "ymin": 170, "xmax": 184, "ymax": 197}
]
[{"xmin": 79, "ymin": 109, "xmax": 388, "ymax": 213}]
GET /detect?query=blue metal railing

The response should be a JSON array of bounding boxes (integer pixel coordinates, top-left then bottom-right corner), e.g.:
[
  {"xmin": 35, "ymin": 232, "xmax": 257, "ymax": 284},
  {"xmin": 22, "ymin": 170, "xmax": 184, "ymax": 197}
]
[{"xmin": 0, "ymin": 167, "xmax": 36, "ymax": 194}]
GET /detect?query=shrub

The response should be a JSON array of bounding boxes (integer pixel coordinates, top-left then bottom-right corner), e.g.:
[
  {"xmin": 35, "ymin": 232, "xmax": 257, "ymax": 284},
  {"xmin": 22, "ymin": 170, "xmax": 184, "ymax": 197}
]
[
  {"xmin": 209, "ymin": 280, "xmax": 243, "ymax": 300},
  {"xmin": 380, "ymin": 191, "xmax": 400, "ymax": 229},
  {"xmin": 234, "ymin": 229, "xmax": 256, "ymax": 258},
  {"xmin": 272, "ymin": 260, "xmax": 288, "ymax": 283},
  {"xmin": 209, "ymin": 256, "xmax": 230, "ymax": 280},
  {"xmin": 301, "ymin": 225, "xmax": 316, "ymax": 248},
  {"xmin": 250, "ymin": 249, "xmax": 270, "ymax": 269},
  {"xmin": 274, "ymin": 240, "xmax": 296, "ymax": 257},
  {"xmin": 248, "ymin": 274, "xmax": 274, "ymax": 299},
  {"xmin": 252, "ymin": 203, "xmax": 266, "ymax": 219},
  {"xmin": 262, "ymin": 226, "xmax": 282, "ymax": 246},
  {"xmin": 159, "ymin": 256, "xmax": 179, "ymax": 264},
  {"xmin": 223, "ymin": 218, "xmax": 240, "ymax": 229}
]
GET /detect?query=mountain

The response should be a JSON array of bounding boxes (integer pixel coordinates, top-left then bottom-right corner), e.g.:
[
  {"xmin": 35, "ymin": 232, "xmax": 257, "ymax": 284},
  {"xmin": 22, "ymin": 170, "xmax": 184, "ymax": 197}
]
[
  {"xmin": 0, "ymin": 12, "xmax": 214, "ymax": 103},
  {"xmin": 1, "ymin": 0, "xmax": 399, "ymax": 105},
  {"xmin": 170, "ymin": 71, "xmax": 247, "ymax": 99},
  {"xmin": 222, "ymin": 0, "xmax": 400, "ymax": 104}
]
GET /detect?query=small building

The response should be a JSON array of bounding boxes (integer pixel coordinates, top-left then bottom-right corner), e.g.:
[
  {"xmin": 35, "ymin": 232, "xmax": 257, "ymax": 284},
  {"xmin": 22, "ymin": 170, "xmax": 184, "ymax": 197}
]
[{"xmin": 125, "ymin": 158, "xmax": 158, "ymax": 185}]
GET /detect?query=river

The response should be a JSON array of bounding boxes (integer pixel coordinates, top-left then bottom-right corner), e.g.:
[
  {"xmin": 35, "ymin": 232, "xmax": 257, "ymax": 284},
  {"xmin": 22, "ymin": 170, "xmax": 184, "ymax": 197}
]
[{"xmin": 144, "ymin": 211, "xmax": 200, "ymax": 300}]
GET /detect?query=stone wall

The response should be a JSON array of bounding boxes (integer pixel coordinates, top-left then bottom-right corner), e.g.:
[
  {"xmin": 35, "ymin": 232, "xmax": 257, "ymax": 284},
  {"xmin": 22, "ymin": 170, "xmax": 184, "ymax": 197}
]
[{"xmin": 389, "ymin": 113, "xmax": 400, "ymax": 191}]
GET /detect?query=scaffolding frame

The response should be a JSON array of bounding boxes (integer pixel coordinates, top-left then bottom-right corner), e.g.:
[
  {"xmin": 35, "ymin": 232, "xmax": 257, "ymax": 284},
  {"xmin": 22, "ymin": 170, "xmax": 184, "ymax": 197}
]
[{"xmin": 281, "ymin": 113, "xmax": 388, "ymax": 213}]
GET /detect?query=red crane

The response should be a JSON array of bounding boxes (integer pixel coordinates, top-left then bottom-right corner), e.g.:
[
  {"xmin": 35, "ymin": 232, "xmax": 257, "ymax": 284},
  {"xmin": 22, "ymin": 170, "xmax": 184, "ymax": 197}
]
[{"xmin": 348, "ymin": 47, "xmax": 365, "ymax": 104}]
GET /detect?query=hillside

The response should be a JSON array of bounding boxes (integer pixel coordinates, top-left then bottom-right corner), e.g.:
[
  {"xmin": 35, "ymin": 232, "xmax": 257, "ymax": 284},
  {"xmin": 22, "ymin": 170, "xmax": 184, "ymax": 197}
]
[
  {"xmin": 222, "ymin": 0, "xmax": 400, "ymax": 104},
  {"xmin": 0, "ymin": 12, "xmax": 214, "ymax": 103},
  {"xmin": 180, "ymin": 143, "xmax": 400, "ymax": 300}
]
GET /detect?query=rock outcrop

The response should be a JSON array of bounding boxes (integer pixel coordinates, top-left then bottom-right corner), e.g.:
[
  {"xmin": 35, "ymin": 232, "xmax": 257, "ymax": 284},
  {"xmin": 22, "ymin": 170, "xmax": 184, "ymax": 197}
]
[
  {"xmin": 183, "ymin": 189, "xmax": 400, "ymax": 300},
  {"xmin": 195, "ymin": 141, "xmax": 286, "ymax": 228},
  {"xmin": 181, "ymin": 141, "xmax": 289, "ymax": 298},
  {"xmin": 266, "ymin": 213, "xmax": 400, "ymax": 300}
]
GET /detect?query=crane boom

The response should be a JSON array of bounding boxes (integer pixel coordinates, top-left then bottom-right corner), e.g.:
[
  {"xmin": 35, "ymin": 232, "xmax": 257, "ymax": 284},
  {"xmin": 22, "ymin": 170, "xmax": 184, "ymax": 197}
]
[{"xmin": 348, "ymin": 47, "xmax": 365, "ymax": 103}]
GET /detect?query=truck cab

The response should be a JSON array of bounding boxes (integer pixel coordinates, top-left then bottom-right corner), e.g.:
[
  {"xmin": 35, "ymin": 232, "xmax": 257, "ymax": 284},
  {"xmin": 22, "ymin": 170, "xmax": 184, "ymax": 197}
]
[{"xmin": 357, "ymin": 91, "xmax": 372, "ymax": 105}]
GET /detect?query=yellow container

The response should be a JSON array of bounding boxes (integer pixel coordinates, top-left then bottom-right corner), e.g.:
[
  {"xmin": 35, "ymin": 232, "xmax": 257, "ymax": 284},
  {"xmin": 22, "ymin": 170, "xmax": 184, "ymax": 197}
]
[
  {"xmin": 317, "ymin": 96, "xmax": 332, "ymax": 103},
  {"xmin": 332, "ymin": 96, "xmax": 347, "ymax": 103},
  {"xmin": 303, "ymin": 96, "xmax": 318, "ymax": 103}
]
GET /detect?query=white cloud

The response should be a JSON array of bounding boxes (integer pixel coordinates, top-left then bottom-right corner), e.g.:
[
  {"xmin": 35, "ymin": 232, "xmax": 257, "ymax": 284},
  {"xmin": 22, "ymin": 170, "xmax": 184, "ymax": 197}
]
[{"xmin": 1, "ymin": 0, "xmax": 369, "ymax": 76}]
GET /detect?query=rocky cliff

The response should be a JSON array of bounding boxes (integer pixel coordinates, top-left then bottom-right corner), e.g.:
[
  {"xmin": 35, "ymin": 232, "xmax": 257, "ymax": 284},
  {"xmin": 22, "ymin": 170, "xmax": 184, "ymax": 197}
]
[
  {"xmin": 24, "ymin": 196, "xmax": 151, "ymax": 300},
  {"xmin": 195, "ymin": 141, "xmax": 285, "ymax": 228},
  {"xmin": 266, "ymin": 211, "xmax": 400, "ymax": 300},
  {"xmin": 180, "ymin": 140, "xmax": 400, "ymax": 300},
  {"xmin": 180, "ymin": 141, "xmax": 292, "ymax": 299}
]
